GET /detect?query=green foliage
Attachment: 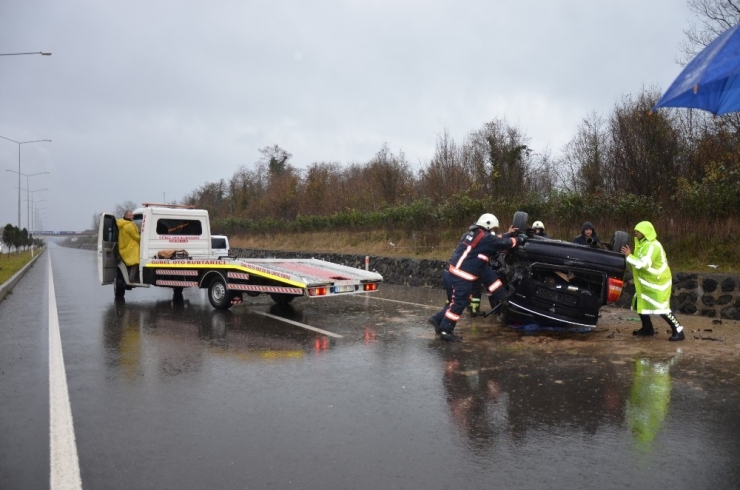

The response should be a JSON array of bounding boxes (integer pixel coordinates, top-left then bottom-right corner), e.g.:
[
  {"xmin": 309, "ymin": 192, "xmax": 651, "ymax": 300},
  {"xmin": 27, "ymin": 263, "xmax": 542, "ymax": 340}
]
[{"xmin": 673, "ymin": 162, "xmax": 740, "ymax": 218}]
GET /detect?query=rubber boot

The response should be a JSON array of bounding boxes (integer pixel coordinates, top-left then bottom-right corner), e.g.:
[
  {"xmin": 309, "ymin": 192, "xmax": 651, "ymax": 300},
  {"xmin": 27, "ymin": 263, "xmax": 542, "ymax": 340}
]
[
  {"xmin": 633, "ymin": 314, "xmax": 655, "ymax": 336},
  {"xmin": 438, "ymin": 319, "xmax": 462, "ymax": 342},
  {"xmin": 663, "ymin": 312, "xmax": 685, "ymax": 341},
  {"xmin": 469, "ymin": 297, "xmax": 483, "ymax": 317}
]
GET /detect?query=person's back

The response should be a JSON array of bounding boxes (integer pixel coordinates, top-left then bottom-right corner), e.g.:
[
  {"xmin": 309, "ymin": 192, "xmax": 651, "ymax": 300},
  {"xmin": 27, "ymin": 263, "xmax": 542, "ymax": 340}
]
[{"xmin": 117, "ymin": 210, "xmax": 140, "ymax": 281}]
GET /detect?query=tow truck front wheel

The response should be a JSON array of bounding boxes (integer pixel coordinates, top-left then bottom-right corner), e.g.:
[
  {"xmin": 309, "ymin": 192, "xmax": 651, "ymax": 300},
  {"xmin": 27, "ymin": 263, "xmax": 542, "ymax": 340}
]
[
  {"xmin": 114, "ymin": 272, "xmax": 126, "ymax": 299},
  {"xmin": 208, "ymin": 276, "xmax": 233, "ymax": 310}
]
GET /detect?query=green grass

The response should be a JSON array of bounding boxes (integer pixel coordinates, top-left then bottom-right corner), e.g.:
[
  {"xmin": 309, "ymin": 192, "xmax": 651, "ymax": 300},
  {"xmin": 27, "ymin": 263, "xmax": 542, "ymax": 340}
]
[{"xmin": 0, "ymin": 249, "xmax": 42, "ymax": 284}]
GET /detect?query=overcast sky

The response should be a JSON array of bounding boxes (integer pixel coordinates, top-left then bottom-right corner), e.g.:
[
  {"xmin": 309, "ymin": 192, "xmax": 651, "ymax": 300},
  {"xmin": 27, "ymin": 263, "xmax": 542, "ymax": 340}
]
[{"xmin": 1, "ymin": 0, "xmax": 696, "ymax": 231}]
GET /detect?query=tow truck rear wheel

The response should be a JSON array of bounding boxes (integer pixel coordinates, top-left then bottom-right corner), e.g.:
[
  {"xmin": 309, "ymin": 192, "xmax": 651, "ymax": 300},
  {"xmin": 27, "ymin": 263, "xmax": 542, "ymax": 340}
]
[
  {"xmin": 114, "ymin": 272, "xmax": 126, "ymax": 299},
  {"xmin": 208, "ymin": 276, "xmax": 233, "ymax": 310},
  {"xmin": 270, "ymin": 293, "xmax": 296, "ymax": 305}
]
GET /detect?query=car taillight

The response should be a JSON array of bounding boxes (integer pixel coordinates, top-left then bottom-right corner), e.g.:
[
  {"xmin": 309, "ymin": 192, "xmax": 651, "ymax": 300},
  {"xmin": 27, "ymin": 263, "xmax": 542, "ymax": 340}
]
[
  {"xmin": 363, "ymin": 283, "xmax": 378, "ymax": 291},
  {"xmin": 607, "ymin": 277, "xmax": 624, "ymax": 303},
  {"xmin": 308, "ymin": 287, "xmax": 328, "ymax": 296}
]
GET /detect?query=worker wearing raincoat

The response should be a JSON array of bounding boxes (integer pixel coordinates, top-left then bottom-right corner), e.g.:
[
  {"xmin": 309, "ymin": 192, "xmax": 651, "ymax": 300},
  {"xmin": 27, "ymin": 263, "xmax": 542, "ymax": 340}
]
[
  {"xmin": 620, "ymin": 221, "xmax": 685, "ymax": 341},
  {"xmin": 117, "ymin": 210, "xmax": 140, "ymax": 282}
]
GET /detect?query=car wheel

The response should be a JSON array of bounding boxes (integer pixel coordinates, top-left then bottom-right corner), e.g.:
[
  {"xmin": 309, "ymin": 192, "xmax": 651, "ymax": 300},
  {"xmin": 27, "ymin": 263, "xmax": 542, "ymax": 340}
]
[
  {"xmin": 208, "ymin": 276, "xmax": 233, "ymax": 310},
  {"xmin": 512, "ymin": 211, "xmax": 529, "ymax": 231},
  {"xmin": 610, "ymin": 231, "xmax": 630, "ymax": 253},
  {"xmin": 270, "ymin": 293, "xmax": 296, "ymax": 305},
  {"xmin": 114, "ymin": 272, "xmax": 126, "ymax": 299}
]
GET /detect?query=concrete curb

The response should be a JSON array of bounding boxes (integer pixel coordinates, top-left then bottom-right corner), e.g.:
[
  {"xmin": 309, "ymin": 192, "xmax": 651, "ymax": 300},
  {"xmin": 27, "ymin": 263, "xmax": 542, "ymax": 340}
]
[{"xmin": 0, "ymin": 248, "xmax": 46, "ymax": 303}]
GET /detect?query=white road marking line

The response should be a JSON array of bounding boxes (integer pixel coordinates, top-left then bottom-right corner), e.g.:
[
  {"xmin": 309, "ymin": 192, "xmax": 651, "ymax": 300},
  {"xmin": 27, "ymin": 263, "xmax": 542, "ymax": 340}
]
[
  {"xmin": 250, "ymin": 310, "xmax": 343, "ymax": 339},
  {"xmin": 48, "ymin": 252, "xmax": 82, "ymax": 490},
  {"xmin": 362, "ymin": 296, "xmax": 439, "ymax": 309}
]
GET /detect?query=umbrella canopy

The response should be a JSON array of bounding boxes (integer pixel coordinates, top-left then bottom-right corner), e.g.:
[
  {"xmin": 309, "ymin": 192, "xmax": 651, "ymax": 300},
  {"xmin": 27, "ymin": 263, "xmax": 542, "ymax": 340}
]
[{"xmin": 654, "ymin": 23, "xmax": 740, "ymax": 115}]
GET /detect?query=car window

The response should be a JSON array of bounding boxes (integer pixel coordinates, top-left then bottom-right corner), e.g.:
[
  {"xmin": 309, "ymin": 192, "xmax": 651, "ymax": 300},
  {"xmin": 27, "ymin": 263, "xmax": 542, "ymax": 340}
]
[
  {"xmin": 211, "ymin": 237, "xmax": 227, "ymax": 249},
  {"xmin": 156, "ymin": 219, "xmax": 203, "ymax": 236}
]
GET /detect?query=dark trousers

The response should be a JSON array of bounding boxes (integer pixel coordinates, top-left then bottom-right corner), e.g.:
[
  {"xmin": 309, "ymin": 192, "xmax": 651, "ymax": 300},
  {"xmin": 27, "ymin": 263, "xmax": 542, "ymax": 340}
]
[{"xmin": 431, "ymin": 273, "xmax": 473, "ymax": 333}]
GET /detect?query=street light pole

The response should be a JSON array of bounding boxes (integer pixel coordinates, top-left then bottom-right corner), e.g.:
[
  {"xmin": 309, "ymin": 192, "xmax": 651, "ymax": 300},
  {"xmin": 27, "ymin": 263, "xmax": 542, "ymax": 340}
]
[
  {"xmin": 0, "ymin": 135, "xmax": 51, "ymax": 228},
  {"xmin": 15, "ymin": 187, "xmax": 49, "ymax": 231},
  {"xmin": 32, "ymin": 199, "xmax": 47, "ymax": 233},
  {"xmin": 9, "ymin": 172, "xmax": 50, "ymax": 229}
]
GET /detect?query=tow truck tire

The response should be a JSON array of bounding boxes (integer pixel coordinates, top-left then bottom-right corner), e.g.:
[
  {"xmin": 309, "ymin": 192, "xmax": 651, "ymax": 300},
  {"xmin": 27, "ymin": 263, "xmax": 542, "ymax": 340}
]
[
  {"xmin": 270, "ymin": 293, "xmax": 296, "ymax": 305},
  {"xmin": 114, "ymin": 272, "xmax": 126, "ymax": 299},
  {"xmin": 208, "ymin": 276, "xmax": 233, "ymax": 310}
]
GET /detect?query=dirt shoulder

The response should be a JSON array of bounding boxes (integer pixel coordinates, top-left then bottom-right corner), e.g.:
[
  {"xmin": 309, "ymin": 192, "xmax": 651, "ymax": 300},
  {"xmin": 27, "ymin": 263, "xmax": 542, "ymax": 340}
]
[{"xmin": 457, "ymin": 306, "xmax": 740, "ymax": 362}]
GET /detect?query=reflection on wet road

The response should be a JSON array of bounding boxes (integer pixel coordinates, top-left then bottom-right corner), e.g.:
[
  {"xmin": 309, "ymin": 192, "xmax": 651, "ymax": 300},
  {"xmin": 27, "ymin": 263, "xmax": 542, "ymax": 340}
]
[{"xmin": 2, "ymin": 245, "xmax": 740, "ymax": 489}]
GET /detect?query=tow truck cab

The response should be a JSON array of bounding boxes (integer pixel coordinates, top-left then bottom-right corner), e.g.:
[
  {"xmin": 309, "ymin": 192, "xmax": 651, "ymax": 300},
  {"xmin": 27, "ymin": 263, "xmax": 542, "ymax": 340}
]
[{"xmin": 98, "ymin": 204, "xmax": 212, "ymax": 287}]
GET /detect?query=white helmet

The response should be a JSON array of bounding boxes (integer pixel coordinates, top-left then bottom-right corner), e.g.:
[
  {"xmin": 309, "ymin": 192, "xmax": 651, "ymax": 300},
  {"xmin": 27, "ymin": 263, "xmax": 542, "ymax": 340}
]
[
  {"xmin": 476, "ymin": 213, "xmax": 499, "ymax": 230},
  {"xmin": 533, "ymin": 220, "xmax": 545, "ymax": 230}
]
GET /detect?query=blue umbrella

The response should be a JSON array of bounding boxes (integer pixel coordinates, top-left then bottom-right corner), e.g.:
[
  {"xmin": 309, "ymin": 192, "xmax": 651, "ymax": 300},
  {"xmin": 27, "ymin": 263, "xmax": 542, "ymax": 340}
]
[{"xmin": 654, "ymin": 23, "xmax": 740, "ymax": 115}]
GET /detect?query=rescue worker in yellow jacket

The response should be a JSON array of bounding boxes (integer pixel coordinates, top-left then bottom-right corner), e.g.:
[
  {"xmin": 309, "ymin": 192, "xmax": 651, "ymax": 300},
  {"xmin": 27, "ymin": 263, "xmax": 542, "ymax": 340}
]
[
  {"xmin": 117, "ymin": 210, "xmax": 140, "ymax": 283},
  {"xmin": 620, "ymin": 221, "xmax": 684, "ymax": 341}
]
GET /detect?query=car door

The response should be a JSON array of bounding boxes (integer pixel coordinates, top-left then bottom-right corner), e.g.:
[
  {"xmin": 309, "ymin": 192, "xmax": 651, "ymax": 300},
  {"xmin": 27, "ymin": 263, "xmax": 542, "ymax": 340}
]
[{"xmin": 97, "ymin": 213, "xmax": 119, "ymax": 285}]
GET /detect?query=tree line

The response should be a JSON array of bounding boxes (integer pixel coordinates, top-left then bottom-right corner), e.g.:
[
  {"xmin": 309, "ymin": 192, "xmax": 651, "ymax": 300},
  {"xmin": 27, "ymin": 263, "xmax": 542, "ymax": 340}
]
[
  {"xmin": 2, "ymin": 224, "xmax": 44, "ymax": 254},
  {"xmin": 179, "ymin": 85, "xmax": 739, "ymax": 235}
]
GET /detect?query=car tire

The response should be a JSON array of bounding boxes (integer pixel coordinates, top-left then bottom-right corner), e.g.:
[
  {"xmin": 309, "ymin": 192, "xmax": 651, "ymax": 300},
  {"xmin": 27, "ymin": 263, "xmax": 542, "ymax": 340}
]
[
  {"xmin": 114, "ymin": 272, "xmax": 126, "ymax": 299},
  {"xmin": 512, "ymin": 211, "xmax": 529, "ymax": 231},
  {"xmin": 610, "ymin": 231, "xmax": 630, "ymax": 253},
  {"xmin": 208, "ymin": 275, "xmax": 233, "ymax": 310},
  {"xmin": 270, "ymin": 293, "xmax": 296, "ymax": 306}
]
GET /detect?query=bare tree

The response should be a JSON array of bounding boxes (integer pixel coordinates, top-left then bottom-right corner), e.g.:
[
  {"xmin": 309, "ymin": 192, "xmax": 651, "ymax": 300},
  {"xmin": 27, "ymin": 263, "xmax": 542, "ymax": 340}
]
[
  {"xmin": 259, "ymin": 144, "xmax": 292, "ymax": 176},
  {"xmin": 561, "ymin": 111, "xmax": 609, "ymax": 193},
  {"xmin": 417, "ymin": 130, "xmax": 470, "ymax": 203},
  {"xmin": 365, "ymin": 144, "xmax": 413, "ymax": 207},
  {"xmin": 609, "ymin": 89, "xmax": 680, "ymax": 198},
  {"xmin": 90, "ymin": 213, "xmax": 101, "ymax": 232},
  {"xmin": 679, "ymin": 0, "xmax": 740, "ymax": 63},
  {"xmin": 114, "ymin": 200, "xmax": 138, "ymax": 218}
]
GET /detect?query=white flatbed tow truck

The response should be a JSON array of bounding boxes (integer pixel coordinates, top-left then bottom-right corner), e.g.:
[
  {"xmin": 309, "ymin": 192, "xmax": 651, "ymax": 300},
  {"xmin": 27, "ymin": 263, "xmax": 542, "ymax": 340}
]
[{"xmin": 97, "ymin": 203, "xmax": 383, "ymax": 309}]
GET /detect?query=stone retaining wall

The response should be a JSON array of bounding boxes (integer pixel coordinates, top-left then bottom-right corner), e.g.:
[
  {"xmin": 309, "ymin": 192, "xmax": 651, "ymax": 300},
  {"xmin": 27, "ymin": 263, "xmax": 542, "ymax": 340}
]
[{"xmin": 234, "ymin": 248, "xmax": 740, "ymax": 320}]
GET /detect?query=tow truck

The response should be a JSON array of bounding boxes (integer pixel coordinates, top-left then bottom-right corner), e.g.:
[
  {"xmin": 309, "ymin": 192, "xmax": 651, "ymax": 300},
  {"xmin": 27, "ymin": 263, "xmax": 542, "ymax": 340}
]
[{"xmin": 97, "ymin": 203, "xmax": 383, "ymax": 309}]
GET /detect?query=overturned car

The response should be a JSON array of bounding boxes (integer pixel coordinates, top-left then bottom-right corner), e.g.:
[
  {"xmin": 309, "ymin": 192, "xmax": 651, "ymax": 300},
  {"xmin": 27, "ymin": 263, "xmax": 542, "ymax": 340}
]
[{"xmin": 492, "ymin": 212, "xmax": 629, "ymax": 328}]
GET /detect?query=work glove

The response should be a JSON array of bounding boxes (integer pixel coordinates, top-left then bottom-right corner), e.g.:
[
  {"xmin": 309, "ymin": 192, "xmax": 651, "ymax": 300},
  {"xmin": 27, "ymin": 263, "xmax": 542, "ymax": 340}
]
[{"xmin": 516, "ymin": 234, "xmax": 528, "ymax": 246}]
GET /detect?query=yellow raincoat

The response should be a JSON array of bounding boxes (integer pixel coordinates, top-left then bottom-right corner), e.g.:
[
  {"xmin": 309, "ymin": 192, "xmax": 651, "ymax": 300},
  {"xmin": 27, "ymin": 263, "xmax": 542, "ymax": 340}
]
[
  {"xmin": 626, "ymin": 221, "xmax": 672, "ymax": 315},
  {"xmin": 116, "ymin": 218, "xmax": 140, "ymax": 266}
]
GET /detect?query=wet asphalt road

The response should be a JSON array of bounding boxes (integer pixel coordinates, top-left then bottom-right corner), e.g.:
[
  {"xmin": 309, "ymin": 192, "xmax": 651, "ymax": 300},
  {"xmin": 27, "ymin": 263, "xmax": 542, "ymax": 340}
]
[{"xmin": 2, "ymin": 244, "xmax": 740, "ymax": 489}]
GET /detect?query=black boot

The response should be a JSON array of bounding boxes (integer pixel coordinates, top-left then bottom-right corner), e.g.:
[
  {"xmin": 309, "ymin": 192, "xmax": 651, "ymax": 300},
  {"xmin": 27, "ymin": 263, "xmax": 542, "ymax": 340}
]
[
  {"xmin": 662, "ymin": 313, "xmax": 685, "ymax": 341},
  {"xmin": 427, "ymin": 316, "xmax": 442, "ymax": 335},
  {"xmin": 634, "ymin": 314, "xmax": 655, "ymax": 336},
  {"xmin": 438, "ymin": 320, "xmax": 462, "ymax": 342},
  {"xmin": 440, "ymin": 330, "xmax": 463, "ymax": 342}
]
